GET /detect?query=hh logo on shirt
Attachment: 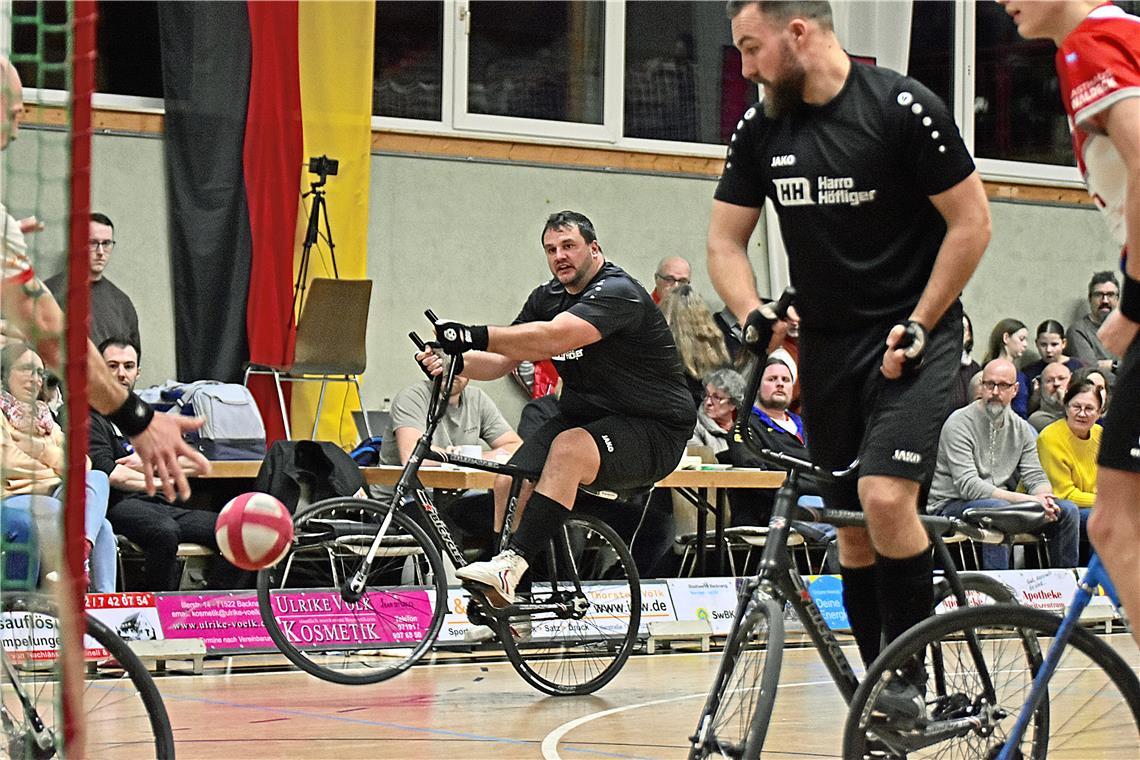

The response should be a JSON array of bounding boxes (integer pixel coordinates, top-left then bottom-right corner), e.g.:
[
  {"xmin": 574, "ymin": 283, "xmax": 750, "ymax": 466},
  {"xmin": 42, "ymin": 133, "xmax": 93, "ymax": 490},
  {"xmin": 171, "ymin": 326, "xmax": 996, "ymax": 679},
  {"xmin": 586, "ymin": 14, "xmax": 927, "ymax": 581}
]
[{"xmin": 773, "ymin": 176, "xmax": 878, "ymax": 208}]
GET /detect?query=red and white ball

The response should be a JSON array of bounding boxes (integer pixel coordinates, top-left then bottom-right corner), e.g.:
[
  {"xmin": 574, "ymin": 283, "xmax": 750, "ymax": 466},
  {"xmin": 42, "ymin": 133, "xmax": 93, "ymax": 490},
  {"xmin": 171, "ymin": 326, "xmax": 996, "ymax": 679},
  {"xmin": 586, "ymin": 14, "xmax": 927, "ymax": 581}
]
[{"xmin": 214, "ymin": 492, "xmax": 294, "ymax": 571}]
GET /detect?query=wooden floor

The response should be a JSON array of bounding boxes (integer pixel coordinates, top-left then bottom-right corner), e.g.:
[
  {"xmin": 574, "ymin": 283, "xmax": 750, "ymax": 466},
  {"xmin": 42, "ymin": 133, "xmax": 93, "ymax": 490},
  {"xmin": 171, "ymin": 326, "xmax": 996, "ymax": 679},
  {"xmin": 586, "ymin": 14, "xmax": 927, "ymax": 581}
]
[{"xmin": 126, "ymin": 631, "xmax": 1140, "ymax": 760}]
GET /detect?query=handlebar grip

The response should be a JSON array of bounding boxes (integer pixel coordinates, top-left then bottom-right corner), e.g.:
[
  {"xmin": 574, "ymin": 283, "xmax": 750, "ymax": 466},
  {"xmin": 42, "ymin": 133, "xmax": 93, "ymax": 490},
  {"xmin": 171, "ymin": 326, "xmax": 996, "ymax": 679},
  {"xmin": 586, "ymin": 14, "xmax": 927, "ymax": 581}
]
[
  {"xmin": 772, "ymin": 287, "xmax": 796, "ymax": 320},
  {"xmin": 409, "ymin": 332, "xmax": 428, "ymax": 351},
  {"xmin": 424, "ymin": 309, "xmax": 439, "ymax": 324}
]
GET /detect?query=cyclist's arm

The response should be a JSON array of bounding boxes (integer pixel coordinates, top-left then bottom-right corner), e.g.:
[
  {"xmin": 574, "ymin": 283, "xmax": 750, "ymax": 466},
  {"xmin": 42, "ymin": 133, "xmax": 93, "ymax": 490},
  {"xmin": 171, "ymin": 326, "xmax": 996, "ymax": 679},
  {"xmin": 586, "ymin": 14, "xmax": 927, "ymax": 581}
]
[
  {"xmin": 906, "ymin": 173, "xmax": 990, "ymax": 330},
  {"xmin": 1097, "ymin": 97, "xmax": 1140, "ymax": 356},
  {"xmin": 486, "ymin": 311, "xmax": 601, "ymax": 362},
  {"xmin": 707, "ymin": 200, "xmax": 763, "ymax": 325}
]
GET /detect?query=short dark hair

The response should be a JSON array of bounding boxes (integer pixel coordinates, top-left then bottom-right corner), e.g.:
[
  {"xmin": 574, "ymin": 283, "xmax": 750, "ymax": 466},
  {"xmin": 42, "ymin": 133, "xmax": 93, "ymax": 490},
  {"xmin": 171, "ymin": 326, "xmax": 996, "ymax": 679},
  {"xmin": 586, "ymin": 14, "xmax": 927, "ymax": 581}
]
[
  {"xmin": 90, "ymin": 212, "xmax": 114, "ymax": 231},
  {"xmin": 1087, "ymin": 270, "xmax": 1119, "ymax": 297},
  {"xmin": 98, "ymin": 336, "xmax": 140, "ymax": 363},
  {"xmin": 726, "ymin": 0, "xmax": 833, "ymax": 30},
  {"xmin": 541, "ymin": 210, "xmax": 597, "ymax": 246}
]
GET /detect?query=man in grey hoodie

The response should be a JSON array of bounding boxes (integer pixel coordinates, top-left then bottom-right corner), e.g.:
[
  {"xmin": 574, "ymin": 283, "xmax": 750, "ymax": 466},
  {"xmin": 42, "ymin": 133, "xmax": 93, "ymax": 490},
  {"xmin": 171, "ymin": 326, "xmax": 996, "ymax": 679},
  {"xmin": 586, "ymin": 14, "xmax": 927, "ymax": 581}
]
[{"xmin": 929, "ymin": 359, "xmax": 1079, "ymax": 569}]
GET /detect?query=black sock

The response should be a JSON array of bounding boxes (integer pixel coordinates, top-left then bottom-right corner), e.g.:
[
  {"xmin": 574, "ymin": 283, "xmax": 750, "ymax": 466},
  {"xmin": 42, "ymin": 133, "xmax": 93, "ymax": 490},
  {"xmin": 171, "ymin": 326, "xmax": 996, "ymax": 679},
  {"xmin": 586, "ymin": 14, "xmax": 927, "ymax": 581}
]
[
  {"xmin": 876, "ymin": 546, "xmax": 934, "ymax": 649},
  {"xmin": 508, "ymin": 491, "xmax": 568, "ymax": 562},
  {"xmin": 841, "ymin": 563, "xmax": 882, "ymax": 667}
]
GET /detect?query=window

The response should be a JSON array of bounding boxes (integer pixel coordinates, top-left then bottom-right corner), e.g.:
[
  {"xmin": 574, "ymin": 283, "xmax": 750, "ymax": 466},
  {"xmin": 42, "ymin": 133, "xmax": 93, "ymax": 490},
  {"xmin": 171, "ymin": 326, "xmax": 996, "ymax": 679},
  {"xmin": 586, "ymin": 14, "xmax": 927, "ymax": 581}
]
[
  {"xmin": 9, "ymin": 1, "xmax": 69, "ymax": 92},
  {"xmin": 623, "ymin": 1, "xmax": 757, "ymax": 145},
  {"xmin": 11, "ymin": 0, "xmax": 162, "ymax": 101},
  {"xmin": 373, "ymin": 1, "xmax": 444, "ymax": 121},
  {"xmin": 458, "ymin": 0, "xmax": 606, "ymax": 133},
  {"xmin": 95, "ymin": 1, "xmax": 163, "ymax": 98},
  {"xmin": 906, "ymin": 0, "xmax": 954, "ymax": 112},
  {"xmin": 972, "ymin": 0, "xmax": 1072, "ymax": 167}
]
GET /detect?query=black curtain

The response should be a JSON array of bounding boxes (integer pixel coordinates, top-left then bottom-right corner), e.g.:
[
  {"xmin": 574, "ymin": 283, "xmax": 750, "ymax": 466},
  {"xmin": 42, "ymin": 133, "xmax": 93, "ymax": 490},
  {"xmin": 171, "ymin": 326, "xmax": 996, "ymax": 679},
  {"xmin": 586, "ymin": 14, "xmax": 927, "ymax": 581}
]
[{"xmin": 158, "ymin": 2, "xmax": 252, "ymax": 383}]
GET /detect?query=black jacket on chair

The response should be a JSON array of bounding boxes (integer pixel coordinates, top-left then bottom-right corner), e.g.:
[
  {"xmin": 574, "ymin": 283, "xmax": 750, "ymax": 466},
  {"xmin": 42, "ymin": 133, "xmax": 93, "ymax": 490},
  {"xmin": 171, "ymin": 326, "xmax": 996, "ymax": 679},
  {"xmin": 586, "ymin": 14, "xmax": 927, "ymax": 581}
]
[{"xmin": 254, "ymin": 440, "xmax": 366, "ymax": 513}]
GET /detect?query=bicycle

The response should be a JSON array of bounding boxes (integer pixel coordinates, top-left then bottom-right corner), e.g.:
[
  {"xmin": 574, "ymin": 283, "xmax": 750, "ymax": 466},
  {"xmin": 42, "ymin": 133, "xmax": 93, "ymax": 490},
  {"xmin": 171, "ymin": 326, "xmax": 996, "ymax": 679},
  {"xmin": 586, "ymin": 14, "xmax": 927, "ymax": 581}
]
[
  {"xmin": 0, "ymin": 592, "xmax": 175, "ymax": 759},
  {"xmin": 843, "ymin": 551, "xmax": 1140, "ymax": 759},
  {"xmin": 256, "ymin": 322, "xmax": 644, "ymax": 696},
  {"xmin": 688, "ymin": 297, "xmax": 1032, "ymax": 759}
]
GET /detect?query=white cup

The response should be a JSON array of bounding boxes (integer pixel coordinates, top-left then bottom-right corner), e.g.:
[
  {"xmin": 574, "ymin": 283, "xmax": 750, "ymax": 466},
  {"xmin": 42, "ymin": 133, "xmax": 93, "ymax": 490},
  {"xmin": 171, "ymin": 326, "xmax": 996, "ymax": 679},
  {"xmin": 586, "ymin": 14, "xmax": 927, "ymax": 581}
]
[{"xmin": 459, "ymin": 444, "xmax": 483, "ymax": 460}]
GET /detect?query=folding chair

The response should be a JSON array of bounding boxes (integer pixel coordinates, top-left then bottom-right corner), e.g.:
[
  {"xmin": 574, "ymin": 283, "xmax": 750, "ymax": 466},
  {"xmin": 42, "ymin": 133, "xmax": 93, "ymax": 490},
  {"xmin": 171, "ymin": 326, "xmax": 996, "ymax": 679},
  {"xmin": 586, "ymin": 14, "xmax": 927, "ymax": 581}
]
[{"xmin": 244, "ymin": 278, "xmax": 373, "ymax": 440}]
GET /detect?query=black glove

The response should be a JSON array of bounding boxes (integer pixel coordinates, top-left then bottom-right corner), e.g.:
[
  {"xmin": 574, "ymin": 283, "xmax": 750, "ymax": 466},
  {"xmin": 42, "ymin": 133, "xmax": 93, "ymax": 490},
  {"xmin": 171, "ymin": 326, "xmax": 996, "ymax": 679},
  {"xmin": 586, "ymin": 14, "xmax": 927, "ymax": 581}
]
[
  {"xmin": 416, "ymin": 342, "xmax": 462, "ymax": 378},
  {"xmin": 892, "ymin": 320, "xmax": 928, "ymax": 379},
  {"xmin": 434, "ymin": 320, "xmax": 489, "ymax": 354},
  {"xmin": 741, "ymin": 306, "xmax": 778, "ymax": 356}
]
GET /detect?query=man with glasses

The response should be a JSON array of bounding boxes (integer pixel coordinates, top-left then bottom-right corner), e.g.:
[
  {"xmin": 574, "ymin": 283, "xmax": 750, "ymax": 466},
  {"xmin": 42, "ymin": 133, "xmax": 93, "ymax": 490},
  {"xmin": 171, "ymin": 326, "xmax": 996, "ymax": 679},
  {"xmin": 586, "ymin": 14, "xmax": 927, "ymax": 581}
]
[
  {"xmin": 45, "ymin": 213, "xmax": 140, "ymax": 350},
  {"xmin": 1067, "ymin": 271, "xmax": 1121, "ymax": 372},
  {"xmin": 650, "ymin": 255, "xmax": 691, "ymax": 304},
  {"xmin": 928, "ymin": 359, "xmax": 1079, "ymax": 570}
]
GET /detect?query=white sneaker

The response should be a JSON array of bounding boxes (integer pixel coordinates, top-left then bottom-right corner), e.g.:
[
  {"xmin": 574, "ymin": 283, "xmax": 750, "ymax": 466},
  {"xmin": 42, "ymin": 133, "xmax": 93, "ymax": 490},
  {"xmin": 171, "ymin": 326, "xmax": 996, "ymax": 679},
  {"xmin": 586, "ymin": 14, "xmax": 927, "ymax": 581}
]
[{"xmin": 455, "ymin": 549, "xmax": 528, "ymax": 607}]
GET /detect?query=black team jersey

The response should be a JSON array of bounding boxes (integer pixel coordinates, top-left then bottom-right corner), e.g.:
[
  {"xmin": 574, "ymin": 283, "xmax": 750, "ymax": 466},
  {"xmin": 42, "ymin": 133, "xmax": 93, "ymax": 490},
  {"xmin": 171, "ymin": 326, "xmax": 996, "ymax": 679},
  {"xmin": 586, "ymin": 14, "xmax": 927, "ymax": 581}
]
[
  {"xmin": 513, "ymin": 261, "xmax": 696, "ymax": 430},
  {"xmin": 715, "ymin": 60, "xmax": 977, "ymax": 333}
]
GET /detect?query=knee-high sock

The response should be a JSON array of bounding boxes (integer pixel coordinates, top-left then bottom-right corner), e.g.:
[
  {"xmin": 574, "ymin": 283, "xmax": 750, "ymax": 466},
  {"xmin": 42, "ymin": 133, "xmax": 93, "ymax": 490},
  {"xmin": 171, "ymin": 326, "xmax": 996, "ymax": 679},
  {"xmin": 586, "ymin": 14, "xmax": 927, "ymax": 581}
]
[
  {"xmin": 509, "ymin": 491, "xmax": 568, "ymax": 562},
  {"xmin": 841, "ymin": 563, "xmax": 882, "ymax": 667},
  {"xmin": 876, "ymin": 546, "xmax": 934, "ymax": 648}
]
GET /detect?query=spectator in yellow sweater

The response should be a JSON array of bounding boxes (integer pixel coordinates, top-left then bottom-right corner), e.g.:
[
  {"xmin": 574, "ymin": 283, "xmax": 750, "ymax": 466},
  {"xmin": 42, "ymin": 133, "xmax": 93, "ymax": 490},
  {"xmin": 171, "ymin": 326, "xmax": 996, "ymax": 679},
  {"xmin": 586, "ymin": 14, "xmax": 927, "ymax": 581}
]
[{"xmin": 1037, "ymin": 378, "xmax": 1104, "ymax": 565}]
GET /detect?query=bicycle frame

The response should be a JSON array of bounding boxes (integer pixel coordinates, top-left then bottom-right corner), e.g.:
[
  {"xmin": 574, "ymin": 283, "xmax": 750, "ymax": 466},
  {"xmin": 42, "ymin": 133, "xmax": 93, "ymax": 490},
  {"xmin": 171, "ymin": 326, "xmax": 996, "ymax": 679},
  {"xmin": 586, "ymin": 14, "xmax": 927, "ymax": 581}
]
[
  {"xmin": 995, "ymin": 554, "xmax": 1123, "ymax": 760},
  {"xmin": 728, "ymin": 311, "xmax": 1002, "ymax": 707},
  {"xmin": 347, "ymin": 353, "xmax": 539, "ymax": 600}
]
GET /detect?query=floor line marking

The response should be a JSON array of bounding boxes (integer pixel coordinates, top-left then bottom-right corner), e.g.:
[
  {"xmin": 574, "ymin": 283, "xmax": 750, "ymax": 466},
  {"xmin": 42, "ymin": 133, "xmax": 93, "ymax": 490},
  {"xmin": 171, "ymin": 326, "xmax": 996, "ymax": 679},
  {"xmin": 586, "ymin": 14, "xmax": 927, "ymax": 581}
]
[{"xmin": 541, "ymin": 678, "xmax": 833, "ymax": 760}]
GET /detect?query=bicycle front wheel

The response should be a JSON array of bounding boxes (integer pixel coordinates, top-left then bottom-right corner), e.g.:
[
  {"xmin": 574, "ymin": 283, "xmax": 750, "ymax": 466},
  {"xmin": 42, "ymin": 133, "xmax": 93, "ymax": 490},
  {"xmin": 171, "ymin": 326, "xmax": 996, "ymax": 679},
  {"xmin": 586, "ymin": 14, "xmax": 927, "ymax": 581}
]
[
  {"xmin": 843, "ymin": 604, "xmax": 1140, "ymax": 759},
  {"xmin": 498, "ymin": 513, "xmax": 640, "ymax": 696},
  {"xmin": 0, "ymin": 593, "xmax": 174, "ymax": 759},
  {"xmin": 257, "ymin": 497, "xmax": 448, "ymax": 685},
  {"xmin": 688, "ymin": 592, "xmax": 785, "ymax": 759}
]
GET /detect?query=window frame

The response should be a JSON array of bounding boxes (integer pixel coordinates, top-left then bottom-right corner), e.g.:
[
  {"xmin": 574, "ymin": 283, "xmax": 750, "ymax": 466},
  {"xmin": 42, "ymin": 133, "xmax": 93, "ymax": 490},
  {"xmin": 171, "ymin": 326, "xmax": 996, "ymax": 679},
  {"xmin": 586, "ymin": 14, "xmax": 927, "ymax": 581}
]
[
  {"xmin": 955, "ymin": 0, "xmax": 1083, "ymax": 187},
  {"xmin": 17, "ymin": 0, "xmax": 1091, "ymax": 184}
]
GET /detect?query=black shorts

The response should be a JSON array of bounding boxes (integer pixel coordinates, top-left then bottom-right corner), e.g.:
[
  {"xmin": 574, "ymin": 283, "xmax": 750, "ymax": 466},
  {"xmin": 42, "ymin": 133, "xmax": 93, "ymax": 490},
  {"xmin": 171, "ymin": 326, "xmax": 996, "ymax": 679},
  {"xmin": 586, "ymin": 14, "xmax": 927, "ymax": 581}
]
[
  {"xmin": 1098, "ymin": 333, "xmax": 1140, "ymax": 474},
  {"xmin": 798, "ymin": 302, "xmax": 963, "ymax": 509},
  {"xmin": 507, "ymin": 413, "xmax": 690, "ymax": 492}
]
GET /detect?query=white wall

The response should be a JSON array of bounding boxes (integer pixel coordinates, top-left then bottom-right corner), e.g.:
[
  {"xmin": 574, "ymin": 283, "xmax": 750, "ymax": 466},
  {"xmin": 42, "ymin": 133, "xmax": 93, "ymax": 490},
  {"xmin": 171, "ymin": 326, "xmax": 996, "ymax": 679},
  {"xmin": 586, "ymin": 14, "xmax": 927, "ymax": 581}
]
[{"xmin": 5, "ymin": 126, "xmax": 1118, "ymax": 436}]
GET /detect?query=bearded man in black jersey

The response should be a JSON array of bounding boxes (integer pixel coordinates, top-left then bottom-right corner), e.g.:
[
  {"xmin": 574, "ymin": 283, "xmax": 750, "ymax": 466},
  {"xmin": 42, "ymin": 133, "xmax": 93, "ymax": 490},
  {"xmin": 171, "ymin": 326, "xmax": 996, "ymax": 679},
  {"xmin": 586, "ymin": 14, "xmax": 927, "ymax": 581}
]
[
  {"xmin": 420, "ymin": 210, "xmax": 696, "ymax": 607},
  {"xmin": 709, "ymin": 1, "xmax": 992, "ymax": 715}
]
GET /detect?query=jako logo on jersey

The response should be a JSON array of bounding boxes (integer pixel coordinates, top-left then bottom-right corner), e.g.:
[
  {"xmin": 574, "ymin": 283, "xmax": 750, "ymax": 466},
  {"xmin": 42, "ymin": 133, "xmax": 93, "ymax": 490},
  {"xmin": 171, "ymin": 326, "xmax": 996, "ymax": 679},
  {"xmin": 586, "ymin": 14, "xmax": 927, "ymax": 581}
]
[
  {"xmin": 892, "ymin": 449, "xmax": 922, "ymax": 464},
  {"xmin": 601, "ymin": 435, "xmax": 615, "ymax": 453},
  {"xmin": 552, "ymin": 348, "xmax": 584, "ymax": 361},
  {"xmin": 773, "ymin": 178, "xmax": 815, "ymax": 206},
  {"xmin": 770, "ymin": 154, "xmax": 796, "ymax": 167}
]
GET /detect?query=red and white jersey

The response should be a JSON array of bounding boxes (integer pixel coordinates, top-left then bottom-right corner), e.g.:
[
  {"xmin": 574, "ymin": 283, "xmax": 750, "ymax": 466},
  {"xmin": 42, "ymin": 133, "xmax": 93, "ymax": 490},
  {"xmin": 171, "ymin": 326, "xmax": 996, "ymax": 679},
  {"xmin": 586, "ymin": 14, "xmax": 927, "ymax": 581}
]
[
  {"xmin": 0, "ymin": 204, "xmax": 35, "ymax": 286},
  {"xmin": 1056, "ymin": 3, "xmax": 1140, "ymax": 248}
]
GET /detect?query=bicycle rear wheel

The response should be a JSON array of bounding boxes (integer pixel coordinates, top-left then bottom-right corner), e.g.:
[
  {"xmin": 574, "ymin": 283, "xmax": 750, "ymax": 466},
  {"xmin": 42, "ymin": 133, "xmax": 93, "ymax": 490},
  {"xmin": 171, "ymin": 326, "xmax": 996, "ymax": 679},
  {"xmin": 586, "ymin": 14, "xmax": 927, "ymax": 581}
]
[
  {"xmin": 934, "ymin": 572, "xmax": 1016, "ymax": 609},
  {"xmin": 844, "ymin": 604, "xmax": 1140, "ymax": 759},
  {"xmin": 498, "ymin": 513, "xmax": 640, "ymax": 696},
  {"xmin": 257, "ymin": 497, "xmax": 447, "ymax": 685},
  {"xmin": 688, "ymin": 592, "xmax": 785, "ymax": 759},
  {"xmin": 0, "ymin": 593, "xmax": 174, "ymax": 759}
]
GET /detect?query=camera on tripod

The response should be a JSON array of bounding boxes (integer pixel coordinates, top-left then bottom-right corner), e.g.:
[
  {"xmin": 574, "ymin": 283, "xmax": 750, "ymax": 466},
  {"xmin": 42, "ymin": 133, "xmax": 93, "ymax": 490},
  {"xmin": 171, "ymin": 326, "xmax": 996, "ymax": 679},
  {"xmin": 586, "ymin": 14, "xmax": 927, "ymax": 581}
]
[{"xmin": 308, "ymin": 154, "xmax": 339, "ymax": 182}]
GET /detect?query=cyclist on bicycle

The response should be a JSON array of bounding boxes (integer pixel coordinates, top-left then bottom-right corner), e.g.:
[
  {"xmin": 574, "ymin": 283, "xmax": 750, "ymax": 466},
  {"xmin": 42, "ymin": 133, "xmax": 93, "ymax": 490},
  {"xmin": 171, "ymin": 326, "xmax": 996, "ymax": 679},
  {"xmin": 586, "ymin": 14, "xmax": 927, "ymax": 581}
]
[
  {"xmin": 708, "ymin": 1, "xmax": 991, "ymax": 715},
  {"xmin": 421, "ymin": 210, "xmax": 696, "ymax": 606},
  {"xmin": 1000, "ymin": 0, "xmax": 1140, "ymax": 649}
]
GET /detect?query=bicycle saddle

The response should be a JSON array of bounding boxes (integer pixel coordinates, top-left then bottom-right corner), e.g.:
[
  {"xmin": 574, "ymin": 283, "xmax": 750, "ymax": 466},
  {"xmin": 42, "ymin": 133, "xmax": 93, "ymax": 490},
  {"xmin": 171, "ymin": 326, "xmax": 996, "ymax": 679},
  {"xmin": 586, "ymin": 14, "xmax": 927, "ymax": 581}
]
[{"xmin": 961, "ymin": 502, "xmax": 1050, "ymax": 535}]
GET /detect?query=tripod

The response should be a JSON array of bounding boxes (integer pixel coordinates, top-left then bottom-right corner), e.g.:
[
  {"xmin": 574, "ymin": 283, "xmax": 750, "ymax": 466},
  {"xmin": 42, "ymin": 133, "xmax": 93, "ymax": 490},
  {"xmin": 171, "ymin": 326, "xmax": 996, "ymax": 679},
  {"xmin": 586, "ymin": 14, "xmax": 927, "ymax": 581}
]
[{"xmin": 291, "ymin": 170, "xmax": 339, "ymax": 327}]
